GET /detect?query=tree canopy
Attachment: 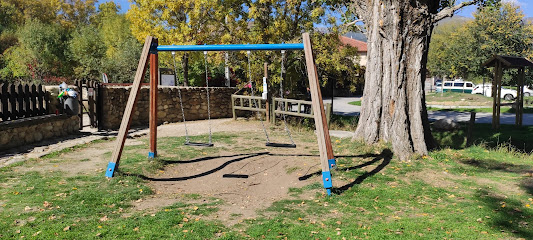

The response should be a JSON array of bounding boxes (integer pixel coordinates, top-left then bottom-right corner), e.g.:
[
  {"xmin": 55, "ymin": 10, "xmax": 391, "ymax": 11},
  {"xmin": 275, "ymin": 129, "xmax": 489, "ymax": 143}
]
[
  {"xmin": 0, "ymin": 0, "xmax": 365, "ymax": 97},
  {"xmin": 0, "ymin": 0, "xmax": 140, "ymax": 83},
  {"xmin": 428, "ymin": 2, "xmax": 533, "ymax": 83}
]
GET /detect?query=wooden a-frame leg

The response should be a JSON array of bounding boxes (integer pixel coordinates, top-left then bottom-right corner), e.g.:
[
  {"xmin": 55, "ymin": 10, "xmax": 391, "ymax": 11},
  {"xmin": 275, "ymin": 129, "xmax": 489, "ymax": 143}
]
[
  {"xmin": 106, "ymin": 36, "xmax": 155, "ymax": 178},
  {"xmin": 303, "ymin": 33, "xmax": 335, "ymax": 195},
  {"xmin": 149, "ymin": 39, "xmax": 159, "ymax": 158}
]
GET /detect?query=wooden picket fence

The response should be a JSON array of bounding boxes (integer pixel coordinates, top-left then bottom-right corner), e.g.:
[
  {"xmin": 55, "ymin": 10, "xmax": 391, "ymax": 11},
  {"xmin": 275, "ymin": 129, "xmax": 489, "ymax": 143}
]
[{"xmin": 0, "ymin": 83, "xmax": 50, "ymax": 122}]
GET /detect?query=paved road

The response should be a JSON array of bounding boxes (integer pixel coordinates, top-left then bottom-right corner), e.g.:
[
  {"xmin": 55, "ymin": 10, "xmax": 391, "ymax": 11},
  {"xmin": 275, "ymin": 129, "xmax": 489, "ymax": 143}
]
[{"xmin": 323, "ymin": 97, "xmax": 533, "ymax": 126}]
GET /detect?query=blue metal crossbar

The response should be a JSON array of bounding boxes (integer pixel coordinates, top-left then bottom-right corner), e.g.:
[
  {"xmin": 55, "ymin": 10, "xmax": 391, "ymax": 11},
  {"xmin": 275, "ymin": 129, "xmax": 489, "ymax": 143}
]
[{"xmin": 156, "ymin": 43, "xmax": 304, "ymax": 52}]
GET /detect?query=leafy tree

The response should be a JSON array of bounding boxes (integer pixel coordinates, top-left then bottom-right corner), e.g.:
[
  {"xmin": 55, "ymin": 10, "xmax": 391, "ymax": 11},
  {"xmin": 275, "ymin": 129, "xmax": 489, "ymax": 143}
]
[
  {"xmin": 427, "ymin": 20, "xmax": 469, "ymax": 79},
  {"xmin": 428, "ymin": 2, "xmax": 533, "ymax": 84},
  {"xmin": 125, "ymin": 0, "xmax": 352, "ymax": 90},
  {"xmin": 96, "ymin": 2, "xmax": 142, "ymax": 83},
  {"xmin": 57, "ymin": 0, "xmax": 97, "ymax": 29},
  {"xmin": 126, "ymin": 0, "xmax": 229, "ymax": 85},
  {"xmin": 69, "ymin": 25, "xmax": 105, "ymax": 80},
  {"xmin": 1, "ymin": 20, "xmax": 70, "ymax": 82}
]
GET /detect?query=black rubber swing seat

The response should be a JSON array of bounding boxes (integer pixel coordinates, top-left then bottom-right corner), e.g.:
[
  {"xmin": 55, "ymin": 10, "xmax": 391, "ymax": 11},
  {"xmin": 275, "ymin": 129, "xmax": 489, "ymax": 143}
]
[
  {"xmin": 185, "ymin": 142, "xmax": 214, "ymax": 147},
  {"xmin": 265, "ymin": 142, "xmax": 296, "ymax": 148}
]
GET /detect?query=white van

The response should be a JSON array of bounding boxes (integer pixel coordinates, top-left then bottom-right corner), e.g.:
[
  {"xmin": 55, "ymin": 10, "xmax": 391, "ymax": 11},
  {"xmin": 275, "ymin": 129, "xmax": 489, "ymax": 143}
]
[{"xmin": 436, "ymin": 81, "xmax": 474, "ymax": 93}]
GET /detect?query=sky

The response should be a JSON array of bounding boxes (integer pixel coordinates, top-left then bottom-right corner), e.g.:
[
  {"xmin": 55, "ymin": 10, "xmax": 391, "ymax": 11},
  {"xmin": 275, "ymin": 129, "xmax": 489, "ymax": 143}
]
[
  {"xmin": 457, "ymin": 0, "xmax": 532, "ymax": 18},
  {"xmin": 98, "ymin": 0, "xmax": 533, "ymax": 19}
]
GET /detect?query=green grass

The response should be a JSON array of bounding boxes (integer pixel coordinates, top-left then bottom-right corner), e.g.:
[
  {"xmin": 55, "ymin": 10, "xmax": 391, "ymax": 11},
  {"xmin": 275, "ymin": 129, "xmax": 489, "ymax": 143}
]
[
  {"xmin": 41, "ymin": 138, "xmax": 113, "ymax": 159},
  {"xmin": 348, "ymin": 100, "xmax": 361, "ymax": 106},
  {"xmin": 426, "ymin": 92, "xmax": 495, "ymax": 105},
  {"xmin": 2, "ymin": 129, "xmax": 533, "ymax": 239}
]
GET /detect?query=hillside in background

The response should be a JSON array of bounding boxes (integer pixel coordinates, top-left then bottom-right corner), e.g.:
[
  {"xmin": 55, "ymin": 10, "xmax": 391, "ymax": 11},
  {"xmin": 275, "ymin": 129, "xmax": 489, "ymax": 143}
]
[{"xmin": 436, "ymin": 15, "xmax": 473, "ymax": 26}]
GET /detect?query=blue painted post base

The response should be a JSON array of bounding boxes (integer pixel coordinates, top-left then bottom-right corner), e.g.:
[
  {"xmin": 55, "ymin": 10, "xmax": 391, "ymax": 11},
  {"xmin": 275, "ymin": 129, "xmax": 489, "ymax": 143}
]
[
  {"xmin": 148, "ymin": 152, "xmax": 156, "ymax": 158},
  {"xmin": 328, "ymin": 158, "xmax": 337, "ymax": 169},
  {"xmin": 322, "ymin": 171, "xmax": 333, "ymax": 196},
  {"xmin": 105, "ymin": 162, "xmax": 116, "ymax": 178}
]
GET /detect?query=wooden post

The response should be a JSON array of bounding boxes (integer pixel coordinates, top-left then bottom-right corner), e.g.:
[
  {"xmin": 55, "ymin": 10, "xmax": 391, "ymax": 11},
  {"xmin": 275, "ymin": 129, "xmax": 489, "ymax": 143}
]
[
  {"xmin": 496, "ymin": 61, "xmax": 503, "ymax": 129},
  {"xmin": 264, "ymin": 62, "xmax": 270, "ymax": 123},
  {"xmin": 232, "ymin": 95, "xmax": 237, "ymax": 120},
  {"xmin": 492, "ymin": 62, "xmax": 500, "ymax": 130},
  {"xmin": 88, "ymin": 81, "xmax": 95, "ymax": 127},
  {"xmin": 149, "ymin": 39, "xmax": 159, "ymax": 158},
  {"xmin": 270, "ymin": 98, "xmax": 277, "ymax": 125},
  {"xmin": 303, "ymin": 33, "xmax": 335, "ymax": 195},
  {"xmin": 466, "ymin": 112, "xmax": 476, "ymax": 147},
  {"xmin": 77, "ymin": 80, "xmax": 83, "ymax": 129},
  {"xmin": 106, "ymin": 36, "xmax": 154, "ymax": 178}
]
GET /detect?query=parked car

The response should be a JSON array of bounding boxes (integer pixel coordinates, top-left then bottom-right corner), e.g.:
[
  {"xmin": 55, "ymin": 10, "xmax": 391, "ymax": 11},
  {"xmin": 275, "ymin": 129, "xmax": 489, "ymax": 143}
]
[
  {"xmin": 471, "ymin": 84, "xmax": 517, "ymax": 100},
  {"xmin": 435, "ymin": 80, "xmax": 474, "ymax": 93}
]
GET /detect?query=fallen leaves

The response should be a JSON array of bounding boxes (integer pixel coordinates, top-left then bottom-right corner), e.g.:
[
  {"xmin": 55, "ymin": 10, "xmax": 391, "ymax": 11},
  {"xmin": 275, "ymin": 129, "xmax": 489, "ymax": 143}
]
[{"xmin": 99, "ymin": 216, "xmax": 108, "ymax": 222}]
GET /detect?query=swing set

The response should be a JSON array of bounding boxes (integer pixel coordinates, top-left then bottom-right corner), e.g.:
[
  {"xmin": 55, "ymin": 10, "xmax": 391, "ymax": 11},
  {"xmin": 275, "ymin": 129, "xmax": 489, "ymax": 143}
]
[{"xmin": 105, "ymin": 33, "xmax": 337, "ymax": 195}]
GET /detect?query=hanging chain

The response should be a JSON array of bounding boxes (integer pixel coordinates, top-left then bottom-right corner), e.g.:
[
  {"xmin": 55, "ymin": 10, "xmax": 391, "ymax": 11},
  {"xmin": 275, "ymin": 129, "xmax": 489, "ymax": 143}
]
[
  {"xmin": 247, "ymin": 50, "xmax": 270, "ymax": 143},
  {"xmin": 172, "ymin": 51, "xmax": 190, "ymax": 143},
  {"xmin": 204, "ymin": 51, "xmax": 213, "ymax": 144},
  {"xmin": 279, "ymin": 50, "xmax": 295, "ymax": 145}
]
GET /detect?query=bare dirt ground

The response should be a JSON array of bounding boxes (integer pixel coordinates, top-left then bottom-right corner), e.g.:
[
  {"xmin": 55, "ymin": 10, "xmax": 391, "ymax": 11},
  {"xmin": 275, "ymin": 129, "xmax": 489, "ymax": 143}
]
[{"xmin": 13, "ymin": 118, "xmax": 325, "ymax": 225}]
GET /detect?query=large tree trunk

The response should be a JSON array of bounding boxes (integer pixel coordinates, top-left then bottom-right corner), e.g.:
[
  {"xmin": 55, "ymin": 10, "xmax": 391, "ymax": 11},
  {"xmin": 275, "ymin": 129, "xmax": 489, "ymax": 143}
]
[{"xmin": 353, "ymin": 1, "xmax": 439, "ymax": 160}]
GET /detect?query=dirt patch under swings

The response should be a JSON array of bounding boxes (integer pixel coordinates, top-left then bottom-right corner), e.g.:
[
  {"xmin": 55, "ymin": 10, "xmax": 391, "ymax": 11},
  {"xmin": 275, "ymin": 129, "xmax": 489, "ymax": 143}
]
[{"xmin": 138, "ymin": 150, "xmax": 322, "ymax": 225}]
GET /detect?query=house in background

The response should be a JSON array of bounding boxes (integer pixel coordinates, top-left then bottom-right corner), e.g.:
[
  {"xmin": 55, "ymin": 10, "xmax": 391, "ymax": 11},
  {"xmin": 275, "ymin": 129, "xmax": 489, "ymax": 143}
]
[{"xmin": 339, "ymin": 35, "xmax": 368, "ymax": 66}]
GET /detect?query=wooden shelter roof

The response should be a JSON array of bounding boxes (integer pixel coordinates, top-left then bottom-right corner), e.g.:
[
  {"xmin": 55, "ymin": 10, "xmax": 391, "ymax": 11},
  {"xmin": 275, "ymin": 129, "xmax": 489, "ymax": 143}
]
[{"xmin": 482, "ymin": 55, "xmax": 533, "ymax": 68}]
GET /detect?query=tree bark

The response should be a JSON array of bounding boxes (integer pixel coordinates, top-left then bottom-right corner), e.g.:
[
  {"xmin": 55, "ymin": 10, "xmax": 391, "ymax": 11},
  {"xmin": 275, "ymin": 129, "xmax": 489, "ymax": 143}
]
[{"xmin": 353, "ymin": 0, "xmax": 441, "ymax": 160}]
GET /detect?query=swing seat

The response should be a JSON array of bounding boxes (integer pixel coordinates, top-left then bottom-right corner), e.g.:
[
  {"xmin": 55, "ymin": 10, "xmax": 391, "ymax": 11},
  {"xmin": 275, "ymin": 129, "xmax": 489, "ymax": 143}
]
[
  {"xmin": 265, "ymin": 142, "xmax": 296, "ymax": 148},
  {"xmin": 185, "ymin": 142, "xmax": 214, "ymax": 147}
]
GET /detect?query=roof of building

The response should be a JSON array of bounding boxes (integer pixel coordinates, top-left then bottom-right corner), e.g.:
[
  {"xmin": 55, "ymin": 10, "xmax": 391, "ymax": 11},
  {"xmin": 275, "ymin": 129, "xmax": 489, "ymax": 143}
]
[
  {"xmin": 482, "ymin": 55, "xmax": 533, "ymax": 68},
  {"xmin": 339, "ymin": 36, "xmax": 367, "ymax": 53}
]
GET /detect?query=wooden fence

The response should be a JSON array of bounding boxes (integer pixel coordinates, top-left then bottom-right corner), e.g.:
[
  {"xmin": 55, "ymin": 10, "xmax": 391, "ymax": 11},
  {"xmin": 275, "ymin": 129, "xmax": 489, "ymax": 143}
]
[
  {"xmin": 0, "ymin": 83, "xmax": 50, "ymax": 121},
  {"xmin": 231, "ymin": 94, "xmax": 331, "ymax": 123}
]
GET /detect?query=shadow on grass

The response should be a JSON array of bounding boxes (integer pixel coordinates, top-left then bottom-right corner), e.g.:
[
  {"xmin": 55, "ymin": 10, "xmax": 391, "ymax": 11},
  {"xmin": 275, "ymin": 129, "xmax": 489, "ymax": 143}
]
[
  {"xmin": 520, "ymin": 177, "xmax": 533, "ymax": 196},
  {"xmin": 461, "ymin": 158, "xmax": 533, "ymax": 174},
  {"xmin": 295, "ymin": 149, "xmax": 392, "ymax": 194},
  {"xmin": 297, "ymin": 153, "xmax": 385, "ymax": 181},
  {"xmin": 475, "ymin": 189, "xmax": 533, "ymax": 239},
  {"xmin": 333, "ymin": 149, "xmax": 392, "ymax": 194},
  {"xmin": 432, "ymin": 124, "xmax": 533, "ymax": 152}
]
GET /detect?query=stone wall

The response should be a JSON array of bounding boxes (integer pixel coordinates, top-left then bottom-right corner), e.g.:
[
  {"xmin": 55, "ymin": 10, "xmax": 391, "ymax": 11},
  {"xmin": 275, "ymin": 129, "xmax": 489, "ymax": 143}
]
[
  {"xmin": 0, "ymin": 115, "xmax": 79, "ymax": 152},
  {"xmin": 100, "ymin": 86, "xmax": 236, "ymax": 130}
]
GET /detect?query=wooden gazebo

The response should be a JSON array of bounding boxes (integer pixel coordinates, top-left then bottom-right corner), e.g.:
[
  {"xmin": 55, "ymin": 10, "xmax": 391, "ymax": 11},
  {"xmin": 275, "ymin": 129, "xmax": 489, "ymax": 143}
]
[{"xmin": 482, "ymin": 55, "xmax": 533, "ymax": 129}]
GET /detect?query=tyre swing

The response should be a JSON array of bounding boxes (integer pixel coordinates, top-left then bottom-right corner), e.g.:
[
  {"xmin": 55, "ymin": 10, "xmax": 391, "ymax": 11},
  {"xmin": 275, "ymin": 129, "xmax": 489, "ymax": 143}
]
[
  {"xmin": 246, "ymin": 50, "xmax": 296, "ymax": 148},
  {"xmin": 171, "ymin": 50, "xmax": 214, "ymax": 147}
]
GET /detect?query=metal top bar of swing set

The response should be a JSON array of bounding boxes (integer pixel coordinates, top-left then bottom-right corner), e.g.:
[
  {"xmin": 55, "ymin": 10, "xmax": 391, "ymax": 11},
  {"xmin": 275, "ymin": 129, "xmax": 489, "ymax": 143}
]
[{"xmin": 156, "ymin": 43, "xmax": 304, "ymax": 52}]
